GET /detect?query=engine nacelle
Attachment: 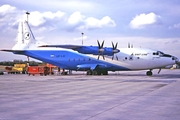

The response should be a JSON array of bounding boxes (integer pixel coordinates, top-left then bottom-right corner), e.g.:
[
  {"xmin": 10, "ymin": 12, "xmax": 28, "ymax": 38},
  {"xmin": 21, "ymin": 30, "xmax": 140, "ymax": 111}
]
[{"xmin": 76, "ymin": 46, "xmax": 120, "ymax": 56}]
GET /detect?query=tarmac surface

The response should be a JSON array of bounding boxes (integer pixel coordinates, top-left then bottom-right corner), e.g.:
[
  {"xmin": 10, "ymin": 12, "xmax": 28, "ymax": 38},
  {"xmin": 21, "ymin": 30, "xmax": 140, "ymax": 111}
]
[{"xmin": 0, "ymin": 69, "xmax": 180, "ymax": 120}]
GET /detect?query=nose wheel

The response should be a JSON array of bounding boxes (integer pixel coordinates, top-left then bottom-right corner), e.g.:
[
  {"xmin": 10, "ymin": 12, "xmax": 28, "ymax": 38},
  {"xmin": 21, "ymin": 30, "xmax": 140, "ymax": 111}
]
[{"xmin": 146, "ymin": 71, "xmax": 153, "ymax": 76}]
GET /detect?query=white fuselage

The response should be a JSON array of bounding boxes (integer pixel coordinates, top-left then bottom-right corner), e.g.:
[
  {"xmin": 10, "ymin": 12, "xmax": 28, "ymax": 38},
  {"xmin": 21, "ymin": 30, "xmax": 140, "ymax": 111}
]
[{"xmin": 87, "ymin": 47, "xmax": 176, "ymax": 70}]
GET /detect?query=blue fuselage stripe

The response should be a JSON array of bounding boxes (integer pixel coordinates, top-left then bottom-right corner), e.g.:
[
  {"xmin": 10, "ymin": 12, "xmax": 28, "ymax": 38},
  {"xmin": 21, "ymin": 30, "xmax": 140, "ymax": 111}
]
[{"xmin": 14, "ymin": 50, "xmax": 130, "ymax": 71}]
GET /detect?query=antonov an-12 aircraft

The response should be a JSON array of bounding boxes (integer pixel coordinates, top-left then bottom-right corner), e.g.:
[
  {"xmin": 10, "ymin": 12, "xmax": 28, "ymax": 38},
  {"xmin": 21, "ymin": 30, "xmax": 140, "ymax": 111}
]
[{"xmin": 1, "ymin": 20, "xmax": 179, "ymax": 76}]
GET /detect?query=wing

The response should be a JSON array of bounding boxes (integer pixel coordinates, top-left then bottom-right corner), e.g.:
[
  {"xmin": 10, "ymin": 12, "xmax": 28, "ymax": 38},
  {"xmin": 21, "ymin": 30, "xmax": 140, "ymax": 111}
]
[
  {"xmin": 40, "ymin": 45, "xmax": 100, "ymax": 55},
  {"xmin": 40, "ymin": 44, "xmax": 119, "ymax": 56},
  {"xmin": 40, "ymin": 45, "xmax": 82, "ymax": 50}
]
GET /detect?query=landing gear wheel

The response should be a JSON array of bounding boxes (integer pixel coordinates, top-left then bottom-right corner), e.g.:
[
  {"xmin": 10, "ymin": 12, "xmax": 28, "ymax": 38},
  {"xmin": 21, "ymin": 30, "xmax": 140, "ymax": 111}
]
[
  {"xmin": 86, "ymin": 70, "xmax": 92, "ymax": 75},
  {"xmin": 87, "ymin": 70, "xmax": 92, "ymax": 75},
  {"xmin": 102, "ymin": 71, "xmax": 108, "ymax": 75},
  {"xmin": 92, "ymin": 70, "xmax": 98, "ymax": 75},
  {"xmin": 146, "ymin": 71, "xmax": 152, "ymax": 76},
  {"xmin": 87, "ymin": 70, "xmax": 100, "ymax": 75}
]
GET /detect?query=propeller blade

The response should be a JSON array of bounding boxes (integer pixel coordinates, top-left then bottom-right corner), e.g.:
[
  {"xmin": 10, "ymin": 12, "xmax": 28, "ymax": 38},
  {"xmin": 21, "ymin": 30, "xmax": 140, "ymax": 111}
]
[
  {"xmin": 111, "ymin": 42, "xmax": 119, "ymax": 60},
  {"xmin": 97, "ymin": 40, "xmax": 105, "ymax": 60},
  {"xmin": 97, "ymin": 40, "xmax": 100, "ymax": 48},
  {"xmin": 101, "ymin": 40, "xmax": 104, "ymax": 48},
  {"xmin": 115, "ymin": 42, "xmax": 118, "ymax": 49},
  {"xmin": 116, "ymin": 55, "xmax": 118, "ymax": 60},
  {"xmin": 112, "ymin": 54, "xmax": 114, "ymax": 60},
  {"xmin": 112, "ymin": 42, "xmax": 115, "ymax": 49},
  {"xmin": 103, "ymin": 55, "xmax": 105, "ymax": 60}
]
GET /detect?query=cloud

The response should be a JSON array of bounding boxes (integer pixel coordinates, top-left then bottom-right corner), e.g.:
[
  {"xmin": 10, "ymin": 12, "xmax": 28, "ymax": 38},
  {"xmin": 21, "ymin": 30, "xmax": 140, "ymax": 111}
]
[
  {"xmin": 85, "ymin": 16, "xmax": 116, "ymax": 30},
  {"xmin": 27, "ymin": 11, "xmax": 65, "ymax": 27},
  {"xmin": 0, "ymin": 5, "xmax": 65, "ymax": 32},
  {"xmin": 0, "ymin": 4, "xmax": 116, "ymax": 33},
  {"xmin": 67, "ymin": 12, "xmax": 116, "ymax": 31},
  {"xmin": 129, "ymin": 12, "xmax": 161, "ymax": 29},
  {"xmin": 169, "ymin": 23, "xmax": 180, "ymax": 29},
  {"xmin": 0, "ymin": 4, "xmax": 23, "ymax": 30},
  {"xmin": 0, "ymin": 4, "xmax": 16, "ymax": 15},
  {"xmin": 68, "ymin": 12, "xmax": 85, "ymax": 25}
]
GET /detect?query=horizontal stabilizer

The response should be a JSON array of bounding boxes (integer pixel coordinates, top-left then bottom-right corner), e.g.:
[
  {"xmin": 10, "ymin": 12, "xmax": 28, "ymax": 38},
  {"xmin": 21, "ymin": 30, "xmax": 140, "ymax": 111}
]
[
  {"xmin": 1, "ymin": 49, "xmax": 24, "ymax": 54},
  {"xmin": 1, "ymin": 49, "xmax": 23, "ymax": 52}
]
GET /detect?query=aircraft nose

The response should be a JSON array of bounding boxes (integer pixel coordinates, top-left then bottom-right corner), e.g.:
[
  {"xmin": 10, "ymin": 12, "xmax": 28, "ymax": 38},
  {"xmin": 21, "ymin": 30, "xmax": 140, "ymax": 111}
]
[
  {"xmin": 172, "ymin": 56, "xmax": 179, "ymax": 63},
  {"xmin": 175, "ymin": 58, "xmax": 179, "ymax": 64}
]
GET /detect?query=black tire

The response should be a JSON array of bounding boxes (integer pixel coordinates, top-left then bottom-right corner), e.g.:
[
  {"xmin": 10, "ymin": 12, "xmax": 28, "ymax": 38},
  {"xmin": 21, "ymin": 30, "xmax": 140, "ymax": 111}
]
[
  {"xmin": 102, "ymin": 71, "xmax": 108, "ymax": 75},
  {"xmin": 146, "ymin": 71, "xmax": 152, "ymax": 76},
  {"xmin": 92, "ymin": 70, "xmax": 98, "ymax": 75},
  {"xmin": 87, "ymin": 70, "xmax": 92, "ymax": 75}
]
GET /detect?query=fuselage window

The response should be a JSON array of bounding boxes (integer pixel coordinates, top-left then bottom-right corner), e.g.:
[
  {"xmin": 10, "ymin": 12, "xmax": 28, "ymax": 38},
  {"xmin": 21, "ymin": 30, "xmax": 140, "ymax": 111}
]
[
  {"xmin": 125, "ymin": 57, "xmax": 127, "ymax": 60},
  {"xmin": 50, "ymin": 55, "xmax": 54, "ymax": 58},
  {"xmin": 129, "ymin": 56, "xmax": 133, "ymax": 60}
]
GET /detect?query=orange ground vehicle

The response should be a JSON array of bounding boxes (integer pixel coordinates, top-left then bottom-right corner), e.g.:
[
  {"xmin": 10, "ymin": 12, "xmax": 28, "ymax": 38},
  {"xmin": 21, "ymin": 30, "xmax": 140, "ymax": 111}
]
[{"xmin": 27, "ymin": 66, "xmax": 50, "ymax": 76}]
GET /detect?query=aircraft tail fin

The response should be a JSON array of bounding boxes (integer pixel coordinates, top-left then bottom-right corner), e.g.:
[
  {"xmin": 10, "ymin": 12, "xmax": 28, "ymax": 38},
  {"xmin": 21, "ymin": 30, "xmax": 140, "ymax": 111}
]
[{"xmin": 12, "ymin": 20, "xmax": 43, "ymax": 50}]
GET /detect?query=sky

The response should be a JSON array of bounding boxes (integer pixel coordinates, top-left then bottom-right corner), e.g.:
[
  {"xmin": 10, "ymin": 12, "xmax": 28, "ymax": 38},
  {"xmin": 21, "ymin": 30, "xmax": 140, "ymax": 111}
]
[{"xmin": 0, "ymin": 0, "xmax": 180, "ymax": 61}]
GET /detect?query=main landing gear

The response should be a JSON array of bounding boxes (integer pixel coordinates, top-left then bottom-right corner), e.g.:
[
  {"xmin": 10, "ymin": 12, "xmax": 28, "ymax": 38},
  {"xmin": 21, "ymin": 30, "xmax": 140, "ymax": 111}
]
[
  {"xmin": 146, "ymin": 70, "xmax": 153, "ymax": 76},
  {"xmin": 86, "ymin": 70, "xmax": 108, "ymax": 75}
]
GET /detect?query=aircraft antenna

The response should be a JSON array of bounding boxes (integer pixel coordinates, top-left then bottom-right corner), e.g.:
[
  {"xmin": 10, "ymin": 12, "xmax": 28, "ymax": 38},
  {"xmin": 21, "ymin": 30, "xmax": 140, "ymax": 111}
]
[{"xmin": 26, "ymin": 11, "xmax": 30, "ymax": 22}]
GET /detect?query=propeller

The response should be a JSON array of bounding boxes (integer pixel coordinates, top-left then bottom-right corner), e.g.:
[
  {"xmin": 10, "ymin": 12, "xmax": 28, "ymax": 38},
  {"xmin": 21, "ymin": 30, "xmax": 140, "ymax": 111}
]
[
  {"xmin": 128, "ymin": 43, "xmax": 133, "ymax": 48},
  {"xmin": 97, "ymin": 40, "xmax": 105, "ymax": 60},
  {"xmin": 128, "ymin": 43, "xmax": 130, "ymax": 48},
  {"xmin": 112, "ymin": 42, "xmax": 119, "ymax": 60}
]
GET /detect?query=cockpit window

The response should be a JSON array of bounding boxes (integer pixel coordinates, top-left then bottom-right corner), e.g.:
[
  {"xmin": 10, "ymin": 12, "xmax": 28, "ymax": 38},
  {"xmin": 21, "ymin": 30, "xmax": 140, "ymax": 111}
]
[
  {"xmin": 153, "ymin": 51, "xmax": 164, "ymax": 56},
  {"xmin": 153, "ymin": 52, "xmax": 159, "ymax": 55},
  {"xmin": 153, "ymin": 51, "xmax": 172, "ymax": 57},
  {"xmin": 162, "ymin": 54, "xmax": 172, "ymax": 57},
  {"xmin": 157, "ymin": 51, "xmax": 164, "ymax": 55}
]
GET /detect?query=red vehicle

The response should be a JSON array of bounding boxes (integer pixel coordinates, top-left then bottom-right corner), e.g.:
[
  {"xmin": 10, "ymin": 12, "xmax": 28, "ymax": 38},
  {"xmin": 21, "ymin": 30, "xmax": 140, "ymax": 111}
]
[{"xmin": 27, "ymin": 66, "xmax": 50, "ymax": 76}]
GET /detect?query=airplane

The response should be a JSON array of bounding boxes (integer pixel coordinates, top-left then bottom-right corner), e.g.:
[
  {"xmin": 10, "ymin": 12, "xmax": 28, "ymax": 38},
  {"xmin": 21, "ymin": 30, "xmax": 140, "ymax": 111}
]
[{"xmin": 1, "ymin": 19, "xmax": 179, "ymax": 76}]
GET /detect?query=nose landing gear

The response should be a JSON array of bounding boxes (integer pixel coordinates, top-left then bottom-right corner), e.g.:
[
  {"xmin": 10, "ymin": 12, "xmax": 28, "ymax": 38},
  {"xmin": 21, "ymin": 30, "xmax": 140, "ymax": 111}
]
[{"xmin": 146, "ymin": 70, "xmax": 153, "ymax": 76}]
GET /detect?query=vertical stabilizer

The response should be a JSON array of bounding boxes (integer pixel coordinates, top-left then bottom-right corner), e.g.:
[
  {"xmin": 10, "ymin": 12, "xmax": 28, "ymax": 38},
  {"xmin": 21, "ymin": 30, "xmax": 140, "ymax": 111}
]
[
  {"xmin": 22, "ymin": 21, "xmax": 36, "ymax": 44},
  {"xmin": 12, "ymin": 20, "xmax": 39, "ymax": 50},
  {"xmin": 16, "ymin": 21, "xmax": 36, "ymax": 44},
  {"xmin": 16, "ymin": 22, "xmax": 23, "ymax": 44}
]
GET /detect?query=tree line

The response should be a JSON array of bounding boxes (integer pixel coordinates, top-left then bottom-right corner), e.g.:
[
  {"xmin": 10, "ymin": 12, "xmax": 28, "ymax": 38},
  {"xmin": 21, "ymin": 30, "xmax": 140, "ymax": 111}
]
[{"xmin": 0, "ymin": 60, "xmax": 42, "ymax": 66}]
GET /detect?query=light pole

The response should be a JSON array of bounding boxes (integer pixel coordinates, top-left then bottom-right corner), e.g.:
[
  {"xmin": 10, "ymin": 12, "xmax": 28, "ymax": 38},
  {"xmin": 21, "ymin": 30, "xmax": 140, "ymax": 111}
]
[
  {"xmin": 25, "ymin": 11, "xmax": 30, "ymax": 66},
  {"xmin": 26, "ymin": 11, "xmax": 30, "ymax": 22},
  {"xmin": 81, "ymin": 32, "xmax": 84, "ymax": 45}
]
